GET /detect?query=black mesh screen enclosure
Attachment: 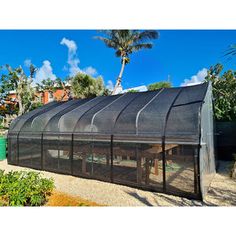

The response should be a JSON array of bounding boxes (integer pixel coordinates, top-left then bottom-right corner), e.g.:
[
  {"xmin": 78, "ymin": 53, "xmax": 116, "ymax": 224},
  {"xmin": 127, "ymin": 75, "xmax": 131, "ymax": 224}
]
[{"xmin": 7, "ymin": 82, "xmax": 215, "ymax": 200}]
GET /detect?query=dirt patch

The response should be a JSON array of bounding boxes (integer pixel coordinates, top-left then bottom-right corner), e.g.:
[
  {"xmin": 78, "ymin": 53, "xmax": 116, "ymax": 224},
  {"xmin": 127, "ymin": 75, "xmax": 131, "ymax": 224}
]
[{"xmin": 46, "ymin": 191, "xmax": 102, "ymax": 206}]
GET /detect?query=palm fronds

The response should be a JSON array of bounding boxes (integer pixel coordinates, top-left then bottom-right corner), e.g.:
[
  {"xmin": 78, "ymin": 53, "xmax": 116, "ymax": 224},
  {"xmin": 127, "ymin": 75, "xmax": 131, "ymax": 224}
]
[
  {"xmin": 224, "ymin": 44, "xmax": 236, "ymax": 59},
  {"xmin": 95, "ymin": 30, "xmax": 159, "ymax": 61}
]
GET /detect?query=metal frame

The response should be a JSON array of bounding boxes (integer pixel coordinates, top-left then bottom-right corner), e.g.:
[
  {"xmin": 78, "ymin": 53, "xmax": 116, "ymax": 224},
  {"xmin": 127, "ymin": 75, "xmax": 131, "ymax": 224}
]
[{"xmin": 7, "ymin": 83, "xmax": 214, "ymax": 200}]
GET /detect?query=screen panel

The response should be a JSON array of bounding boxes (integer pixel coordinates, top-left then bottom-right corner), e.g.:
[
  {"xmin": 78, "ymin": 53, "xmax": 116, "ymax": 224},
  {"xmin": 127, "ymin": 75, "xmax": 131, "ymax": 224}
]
[
  {"xmin": 165, "ymin": 144, "xmax": 196, "ymax": 195},
  {"xmin": 137, "ymin": 88, "xmax": 181, "ymax": 136},
  {"xmin": 113, "ymin": 91, "xmax": 158, "ymax": 134},
  {"xmin": 74, "ymin": 95, "xmax": 121, "ymax": 133},
  {"xmin": 59, "ymin": 96, "xmax": 106, "ymax": 132},
  {"xmin": 7, "ymin": 134, "xmax": 18, "ymax": 165},
  {"xmin": 92, "ymin": 93, "xmax": 139, "ymax": 133},
  {"xmin": 73, "ymin": 135, "xmax": 111, "ymax": 180},
  {"xmin": 165, "ymin": 103, "xmax": 201, "ymax": 141}
]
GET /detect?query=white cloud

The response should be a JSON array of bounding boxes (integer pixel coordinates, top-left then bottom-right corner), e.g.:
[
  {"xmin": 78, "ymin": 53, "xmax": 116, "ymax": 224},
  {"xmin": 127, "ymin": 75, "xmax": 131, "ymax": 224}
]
[
  {"xmin": 24, "ymin": 59, "xmax": 32, "ymax": 67},
  {"xmin": 181, "ymin": 68, "xmax": 208, "ymax": 87},
  {"xmin": 83, "ymin": 66, "xmax": 97, "ymax": 76},
  {"xmin": 60, "ymin": 37, "xmax": 77, "ymax": 53},
  {"xmin": 35, "ymin": 60, "xmax": 57, "ymax": 84},
  {"xmin": 60, "ymin": 37, "xmax": 81, "ymax": 76},
  {"xmin": 106, "ymin": 80, "xmax": 114, "ymax": 91},
  {"xmin": 60, "ymin": 37, "xmax": 99, "ymax": 77}
]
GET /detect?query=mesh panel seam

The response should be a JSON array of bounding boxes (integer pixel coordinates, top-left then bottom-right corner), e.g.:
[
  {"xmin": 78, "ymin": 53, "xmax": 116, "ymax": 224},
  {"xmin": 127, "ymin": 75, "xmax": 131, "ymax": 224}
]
[
  {"xmin": 135, "ymin": 88, "xmax": 164, "ymax": 135},
  {"xmin": 90, "ymin": 93, "xmax": 127, "ymax": 132},
  {"xmin": 72, "ymin": 96, "xmax": 108, "ymax": 133}
]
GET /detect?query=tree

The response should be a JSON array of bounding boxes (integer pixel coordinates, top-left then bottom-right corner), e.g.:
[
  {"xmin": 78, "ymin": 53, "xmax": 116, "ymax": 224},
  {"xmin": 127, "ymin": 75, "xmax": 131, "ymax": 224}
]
[
  {"xmin": 205, "ymin": 63, "xmax": 236, "ymax": 121},
  {"xmin": 95, "ymin": 30, "xmax": 159, "ymax": 95},
  {"xmin": 36, "ymin": 78, "xmax": 56, "ymax": 100},
  {"xmin": 36, "ymin": 77, "xmax": 73, "ymax": 102},
  {"xmin": 0, "ymin": 64, "xmax": 37, "ymax": 116},
  {"xmin": 147, "ymin": 81, "xmax": 172, "ymax": 91},
  {"xmin": 127, "ymin": 89, "xmax": 139, "ymax": 93},
  {"xmin": 71, "ymin": 73, "xmax": 106, "ymax": 99},
  {"xmin": 224, "ymin": 44, "xmax": 236, "ymax": 59}
]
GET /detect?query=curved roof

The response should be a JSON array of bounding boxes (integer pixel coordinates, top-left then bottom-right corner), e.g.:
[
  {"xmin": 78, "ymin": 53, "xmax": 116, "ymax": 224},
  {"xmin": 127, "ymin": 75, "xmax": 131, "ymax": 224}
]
[{"xmin": 9, "ymin": 82, "xmax": 209, "ymax": 142}]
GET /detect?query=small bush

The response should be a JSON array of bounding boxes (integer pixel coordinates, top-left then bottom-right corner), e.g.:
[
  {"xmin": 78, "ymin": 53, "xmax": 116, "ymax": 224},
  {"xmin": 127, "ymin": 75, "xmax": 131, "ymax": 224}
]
[{"xmin": 0, "ymin": 170, "xmax": 54, "ymax": 206}]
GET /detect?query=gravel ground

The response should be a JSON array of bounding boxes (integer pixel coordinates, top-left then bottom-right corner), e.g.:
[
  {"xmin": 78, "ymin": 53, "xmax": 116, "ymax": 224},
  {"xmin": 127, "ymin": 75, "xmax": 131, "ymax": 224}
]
[{"xmin": 0, "ymin": 159, "xmax": 235, "ymax": 206}]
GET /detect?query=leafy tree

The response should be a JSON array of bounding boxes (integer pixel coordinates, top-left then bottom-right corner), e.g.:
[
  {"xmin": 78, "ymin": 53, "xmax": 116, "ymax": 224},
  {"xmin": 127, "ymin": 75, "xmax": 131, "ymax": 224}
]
[
  {"xmin": 205, "ymin": 63, "xmax": 236, "ymax": 121},
  {"xmin": 71, "ymin": 73, "xmax": 106, "ymax": 99},
  {"xmin": 0, "ymin": 64, "xmax": 37, "ymax": 116},
  {"xmin": 95, "ymin": 30, "xmax": 159, "ymax": 94},
  {"xmin": 147, "ymin": 81, "xmax": 172, "ymax": 91}
]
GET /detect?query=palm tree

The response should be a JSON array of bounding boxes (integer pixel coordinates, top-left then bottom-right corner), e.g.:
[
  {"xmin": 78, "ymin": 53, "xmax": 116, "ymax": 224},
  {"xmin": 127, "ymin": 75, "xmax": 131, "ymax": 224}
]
[
  {"xmin": 95, "ymin": 30, "xmax": 159, "ymax": 95},
  {"xmin": 224, "ymin": 44, "xmax": 236, "ymax": 59}
]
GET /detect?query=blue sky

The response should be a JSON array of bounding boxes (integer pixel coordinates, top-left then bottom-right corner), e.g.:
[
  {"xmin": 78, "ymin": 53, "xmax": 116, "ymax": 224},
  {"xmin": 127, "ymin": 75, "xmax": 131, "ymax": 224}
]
[{"xmin": 0, "ymin": 30, "xmax": 236, "ymax": 89}]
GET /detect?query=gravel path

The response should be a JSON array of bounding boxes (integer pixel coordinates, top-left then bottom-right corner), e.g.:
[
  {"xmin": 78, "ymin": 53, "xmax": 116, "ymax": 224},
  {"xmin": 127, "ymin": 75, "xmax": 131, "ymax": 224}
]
[{"xmin": 0, "ymin": 159, "xmax": 235, "ymax": 206}]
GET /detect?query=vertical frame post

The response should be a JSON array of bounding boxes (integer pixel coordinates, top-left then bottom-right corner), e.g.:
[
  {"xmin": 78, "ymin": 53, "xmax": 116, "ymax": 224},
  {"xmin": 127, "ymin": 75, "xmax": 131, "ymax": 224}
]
[
  {"xmin": 110, "ymin": 135, "xmax": 113, "ymax": 183},
  {"xmin": 136, "ymin": 144, "xmax": 142, "ymax": 185},
  {"xmin": 7, "ymin": 134, "xmax": 11, "ymax": 163},
  {"xmin": 193, "ymin": 146, "xmax": 199, "ymax": 195},
  {"xmin": 17, "ymin": 132, "xmax": 20, "ymax": 165},
  {"xmin": 57, "ymin": 134, "xmax": 60, "ymax": 170},
  {"xmin": 71, "ymin": 133, "xmax": 74, "ymax": 175},
  {"xmin": 41, "ymin": 133, "xmax": 43, "ymax": 170},
  {"xmin": 162, "ymin": 138, "xmax": 166, "ymax": 192}
]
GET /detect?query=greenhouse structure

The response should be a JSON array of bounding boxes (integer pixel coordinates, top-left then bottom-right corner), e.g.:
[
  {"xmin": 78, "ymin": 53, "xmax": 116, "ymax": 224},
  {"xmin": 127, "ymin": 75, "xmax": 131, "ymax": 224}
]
[{"xmin": 7, "ymin": 82, "xmax": 215, "ymax": 200}]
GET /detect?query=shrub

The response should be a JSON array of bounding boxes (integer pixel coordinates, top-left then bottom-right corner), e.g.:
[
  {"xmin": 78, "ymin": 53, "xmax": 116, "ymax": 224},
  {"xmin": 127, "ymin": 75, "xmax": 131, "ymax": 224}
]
[
  {"xmin": 147, "ymin": 81, "xmax": 172, "ymax": 91},
  {"xmin": 0, "ymin": 170, "xmax": 54, "ymax": 206}
]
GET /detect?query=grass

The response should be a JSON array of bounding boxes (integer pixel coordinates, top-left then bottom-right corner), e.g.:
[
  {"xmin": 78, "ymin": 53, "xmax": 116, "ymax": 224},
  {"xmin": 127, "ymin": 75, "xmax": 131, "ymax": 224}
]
[{"xmin": 46, "ymin": 190, "xmax": 103, "ymax": 206}]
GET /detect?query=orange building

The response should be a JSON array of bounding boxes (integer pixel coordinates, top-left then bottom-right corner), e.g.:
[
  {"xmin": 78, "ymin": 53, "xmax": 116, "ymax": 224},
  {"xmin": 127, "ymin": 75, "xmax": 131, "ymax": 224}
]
[
  {"xmin": 5, "ymin": 88, "xmax": 71, "ymax": 105},
  {"xmin": 38, "ymin": 89, "xmax": 70, "ymax": 104}
]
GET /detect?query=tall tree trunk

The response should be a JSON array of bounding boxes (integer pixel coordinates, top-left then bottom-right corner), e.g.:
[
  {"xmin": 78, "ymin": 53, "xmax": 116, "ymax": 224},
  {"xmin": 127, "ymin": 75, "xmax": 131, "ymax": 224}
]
[
  {"xmin": 112, "ymin": 57, "xmax": 126, "ymax": 95},
  {"xmin": 17, "ymin": 93, "xmax": 24, "ymax": 116}
]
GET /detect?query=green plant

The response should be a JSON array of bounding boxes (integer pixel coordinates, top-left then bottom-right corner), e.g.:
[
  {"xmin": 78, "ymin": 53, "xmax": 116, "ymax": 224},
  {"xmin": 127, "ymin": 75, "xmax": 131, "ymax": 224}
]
[
  {"xmin": 0, "ymin": 170, "xmax": 54, "ymax": 206},
  {"xmin": 0, "ymin": 64, "xmax": 37, "ymax": 116},
  {"xmin": 147, "ymin": 81, "xmax": 172, "ymax": 91},
  {"xmin": 71, "ymin": 73, "xmax": 106, "ymax": 99},
  {"xmin": 126, "ymin": 89, "xmax": 138, "ymax": 93},
  {"xmin": 205, "ymin": 64, "xmax": 236, "ymax": 121},
  {"xmin": 95, "ymin": 30, "xmax": 159, "ymax": 94}
]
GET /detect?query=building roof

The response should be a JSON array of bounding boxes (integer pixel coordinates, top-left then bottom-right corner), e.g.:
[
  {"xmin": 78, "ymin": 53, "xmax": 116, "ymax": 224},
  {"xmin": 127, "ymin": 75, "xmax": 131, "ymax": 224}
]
[{"xmin": 9, "ymin": 82, "xmax": 209, "ymax": 143}]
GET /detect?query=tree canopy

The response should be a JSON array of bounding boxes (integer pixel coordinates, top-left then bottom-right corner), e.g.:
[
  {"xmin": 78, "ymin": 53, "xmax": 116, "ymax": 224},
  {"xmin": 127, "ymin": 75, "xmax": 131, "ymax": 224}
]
[
  {"xmin": 95, "ymin": 30, "xmax": 159, "ymax": 94},
  {"xmin": 0, "ymin": 64, "xmax": 38, "ymax": 116},
  {"xmin": 205, "ymin": 63, "xmax": 236, "ymax": 121},
  {"xmin": 71, "ymin": 73, "xmax": 107, "ymax": 99},
  {"xmin": 147, "ymin": 81, "xmax": 172, "ymax": 91}
]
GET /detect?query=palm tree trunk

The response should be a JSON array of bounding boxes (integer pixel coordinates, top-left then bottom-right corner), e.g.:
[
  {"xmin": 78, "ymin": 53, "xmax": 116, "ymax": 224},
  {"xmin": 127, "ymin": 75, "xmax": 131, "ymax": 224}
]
[{"xmin": 112, "ymin": 57, "xmax": 126, "ymax": 95}]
